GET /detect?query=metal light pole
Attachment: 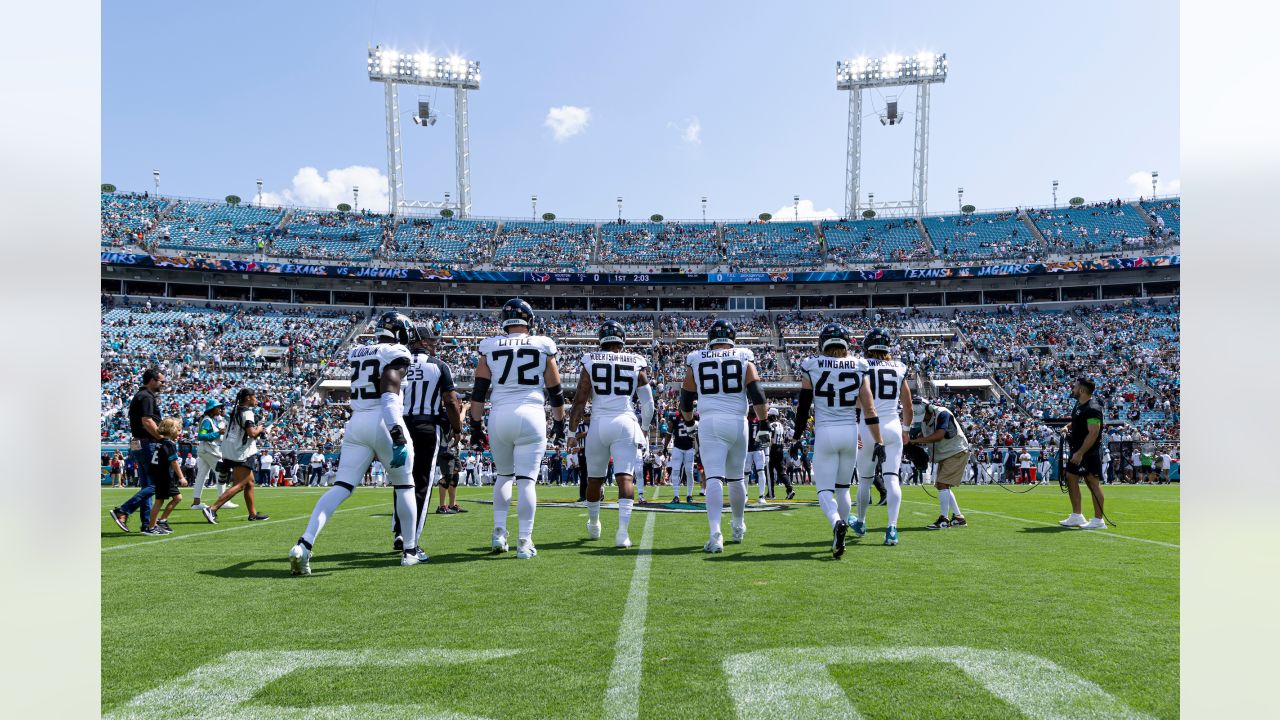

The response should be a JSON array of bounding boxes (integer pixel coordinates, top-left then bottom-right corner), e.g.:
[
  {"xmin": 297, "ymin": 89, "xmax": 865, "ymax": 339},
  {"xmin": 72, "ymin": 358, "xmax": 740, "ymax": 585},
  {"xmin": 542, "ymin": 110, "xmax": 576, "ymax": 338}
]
[
  {"xmin": 1052, "ymin": 180, "xmax": 1059, "ymax": 208},
  {"xmin": 793, "ymin": 195, "xmax": 800, "ymax": 221},
  {"xmin": 1151, "ymin": 171, "xmax": 1158, "ymax": 199},
  {"xmin": 868, "ymin": 192, "xmax": 875, "ymax": 214},
  {"xmin": 701, "ymin": 196, "xmax": 708, "ymax": 222},
  {"xmin": 532, "ymin": 195, "xmax": 538, "ymax": 220},
  {"xmin": 256, "ymin": 178, "xmax": 263, "ymax": 206},
  {"xmin": 617, "ymin": 196, "xmax": 623, "ymax": 222},
  {"xmin": 353, "ymin": 185, "xmax": 359, "ymax": 210},
  {"xmin": 957, "ymin": 186, "xmax": 964, "ymax": 212},
  {"xmin": 152, "ymin": 169, "xmax": 160, "ymax": 196},
  {"xmin": 444, "ymin": 191, "xmax": 451, "ymax": 211}
]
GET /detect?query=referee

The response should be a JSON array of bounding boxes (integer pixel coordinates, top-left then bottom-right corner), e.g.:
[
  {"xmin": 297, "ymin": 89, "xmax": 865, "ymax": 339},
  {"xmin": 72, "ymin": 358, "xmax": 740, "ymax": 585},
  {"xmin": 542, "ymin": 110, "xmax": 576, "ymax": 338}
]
[
  {"xmin": 392, "ymin": 322, "xmax": 463, "ymax": 551},
  {"xmin": 1059, "ymin": 377, "xmax": 1108, "ymax": 529}
]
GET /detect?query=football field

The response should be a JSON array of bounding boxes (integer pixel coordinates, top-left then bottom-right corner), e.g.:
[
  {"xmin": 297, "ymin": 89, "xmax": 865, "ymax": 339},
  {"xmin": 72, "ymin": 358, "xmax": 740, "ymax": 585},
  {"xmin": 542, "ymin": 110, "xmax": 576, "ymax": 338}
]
[{"xmin": 101, "ymin": 484, "xmax": 1178, "ymax": 719}]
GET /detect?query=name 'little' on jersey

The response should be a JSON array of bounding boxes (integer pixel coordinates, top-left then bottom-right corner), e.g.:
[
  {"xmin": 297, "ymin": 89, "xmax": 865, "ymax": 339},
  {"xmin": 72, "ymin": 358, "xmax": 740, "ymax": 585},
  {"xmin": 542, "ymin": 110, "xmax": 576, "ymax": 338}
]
[
  {"xmin": 799, "ymin": 355, "xmax": 870, "ymax": 426},
  {"xmin": 348, "ymin": 343, "xmax": 412, "ymax": 412},
  {"xmin": 686, "ymin": 347, "xmax": 756, "ymax": 416},
  {"xmin": 580, "ymin": 350, "xmax": 648, "ymax": 418},
  {"xmin": 477, "ymin": 333, "xmax": 559, "ymax": 410}
]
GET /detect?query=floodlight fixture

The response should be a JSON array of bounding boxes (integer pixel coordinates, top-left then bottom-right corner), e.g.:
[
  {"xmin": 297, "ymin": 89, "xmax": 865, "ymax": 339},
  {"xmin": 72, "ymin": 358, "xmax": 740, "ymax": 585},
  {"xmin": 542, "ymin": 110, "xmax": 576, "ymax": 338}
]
[
  {"xmin": 836, "ymin": 51, "xmax": 947, "ymax": 90},
  {"xmin": 368, "ymin": 47, "xmax": 480, "ymax": 90}
]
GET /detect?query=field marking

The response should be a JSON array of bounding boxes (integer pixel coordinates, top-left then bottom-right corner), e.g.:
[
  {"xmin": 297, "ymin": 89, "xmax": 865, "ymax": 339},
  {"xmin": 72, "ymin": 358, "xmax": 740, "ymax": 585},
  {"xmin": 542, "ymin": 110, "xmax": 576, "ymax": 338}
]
[
  {"xmin": 724, "ymin": 646, "xmax": 1154, "ymax": 720},
  {"xmin": 103, "ymin": 648, "xmax": 520, "ymax": 720},
  {"xmin": 102, "ymin": 502, "xmax": 383, "ymax": 553},
  {"xmin": 603, "ymin": 511, "xmax": 657, "ymax": 720},
  {"xmin": 901, "ymin": 500, "xmax": 1178, "ymax": 549}
]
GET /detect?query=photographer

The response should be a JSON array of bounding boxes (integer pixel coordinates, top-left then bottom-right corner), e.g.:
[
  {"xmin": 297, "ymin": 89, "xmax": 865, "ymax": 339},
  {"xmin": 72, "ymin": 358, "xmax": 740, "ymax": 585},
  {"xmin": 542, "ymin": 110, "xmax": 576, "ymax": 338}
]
[{"xmin": 907, "ymin": 396, "xmax": 969, "ymax": 530}]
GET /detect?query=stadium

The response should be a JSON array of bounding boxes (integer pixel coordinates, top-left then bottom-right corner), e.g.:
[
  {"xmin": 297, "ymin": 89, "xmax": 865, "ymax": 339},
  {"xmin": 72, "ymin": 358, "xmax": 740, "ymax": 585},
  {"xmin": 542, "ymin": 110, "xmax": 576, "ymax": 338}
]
[{"xmin": 98, "ymin": 5, "xmax": 1179, "ymax": 720}]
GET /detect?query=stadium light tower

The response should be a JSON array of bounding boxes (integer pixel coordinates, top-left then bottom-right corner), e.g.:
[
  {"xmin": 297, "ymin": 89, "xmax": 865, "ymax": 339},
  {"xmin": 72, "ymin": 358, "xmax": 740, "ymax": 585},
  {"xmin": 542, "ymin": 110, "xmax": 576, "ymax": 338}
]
[
  {"xmin": 152, "ymin": 169, "xmax": 160, "ymax": 195},
  {"xmin": 256, "ymin": 178, "xmax": 263, "ymax": 206},
  {"xmin": 353, "ymin": 185, "xmax": 359, "ymax": 210},
  {"xmin": 617, "ymin": 196, "xmax": 623, "ymax": 221},
  {"xmin": 368, "ymin": 46, "xmax": 480, "ymax": 217},
  {"xmin": 957, "ymin": 186, "xmax": 964, "ymax": 212},
  {"xmin": 532, "ymin": 195, "xmax": 538, "ymax": 220},
  {"xmin": 836, "ymin": 52, "xmax": 947, "ymax": 218},
  {"xmin": 793, "ymin": 195, "xmax": 800, "ymax": 221},
  {"xmin": 1151, "ymin": 171, "xmax": 1158, "ymax": 198},
  {"xmin": 702, "ymin": 195, "xmax": 708, "ymax": 222},
  {"xmin": 1052, "ymin": 180, "xmax": 1059, "ymax": 208}
]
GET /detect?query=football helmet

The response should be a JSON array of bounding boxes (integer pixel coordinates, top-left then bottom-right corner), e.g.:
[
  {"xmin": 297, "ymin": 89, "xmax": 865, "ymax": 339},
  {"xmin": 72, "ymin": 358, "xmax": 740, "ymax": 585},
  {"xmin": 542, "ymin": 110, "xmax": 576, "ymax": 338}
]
[
  {"xmin": 707, "ymin": 319, "xmax": 736, "ymax": 347},
  {"xmin": 500, "ymin": 298, "xmax": 536, "ymax": 331},
  {"xmin": 818, "ymin": 323, "xmax": 851, "ymax": 352},
  {"xmin": 376, "ymin": 311, "xmax": 419, "ymax": 346},
  {"xmin": 862, "ymin": 327, "xmax": 891, "ymax": 353},
  {"xmin": 599, "ymin": 320, "xmax": 626, "ymax": 347}
]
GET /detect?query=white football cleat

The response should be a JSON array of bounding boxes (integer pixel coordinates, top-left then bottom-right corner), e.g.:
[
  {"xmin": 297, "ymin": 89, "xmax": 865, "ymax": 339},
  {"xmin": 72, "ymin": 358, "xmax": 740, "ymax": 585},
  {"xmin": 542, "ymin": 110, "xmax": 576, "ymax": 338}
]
[
  {"xmin": 491, "ymin": 528, "xmax": 509, "ymax": 553},
  {"xmin": 730, "ymin": 523, "xmax": 746, "ymax": 543},
  {"xmin": 400, "ymin": 550, "xmax": 421, "ymax": 567},
  {"xmin": 615, "ymin": 530, "xmax": 632, "ymax": 549},
  {"xmin": 516, "ymin": 538, "xmax": 538, "ymax": 559},
  {"xmin": 223, "ymin": 501, "xmax": 239, "ymax": 509},
  {"xmin": 288, "ymin": 544, "xmax": 311, "ymax": 576},
  {"xmin": 703, "ymin": 533, "xmax": 724, "ymax": 553},
  {"xmin": 1081, "ymin": 517, "xmax": 1107, "ymax": 530},
  {"xmin": 1058, "ymin": 513, "xmax": 1088, "ymax": 528},
  {"xmin": 586, "ymin": 520, "xmax": 601, "ymax": 540}
]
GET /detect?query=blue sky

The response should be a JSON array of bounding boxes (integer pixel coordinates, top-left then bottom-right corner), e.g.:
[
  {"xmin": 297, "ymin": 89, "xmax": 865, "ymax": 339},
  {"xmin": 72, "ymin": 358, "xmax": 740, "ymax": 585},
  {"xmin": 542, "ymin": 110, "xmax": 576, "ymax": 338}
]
[{"xmin": 102, "ymin": 0, "xmax": 1179, "ymax": 220}]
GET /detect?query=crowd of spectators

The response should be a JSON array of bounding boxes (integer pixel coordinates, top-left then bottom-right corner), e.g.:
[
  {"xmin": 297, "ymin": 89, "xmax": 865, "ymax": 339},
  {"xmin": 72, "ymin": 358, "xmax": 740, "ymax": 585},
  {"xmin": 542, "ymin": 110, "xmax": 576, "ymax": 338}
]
[
  {"xmin": 382, "ymin": 218, "xmax": 496, "ymax": 265},
  {"xmin": 598, "ymin": 222, "xmax": 723, "ymax": 266},
  {"xmin": 722, "ymin": 222, "xmax": 822, "ymax": 268},
  {"xmin": 101, "ymin": 192, "xmax": 165, "ymax": 248},
  {"xmin": 491, "ymin": 222, "xmax": 594, "ymax": 269}
]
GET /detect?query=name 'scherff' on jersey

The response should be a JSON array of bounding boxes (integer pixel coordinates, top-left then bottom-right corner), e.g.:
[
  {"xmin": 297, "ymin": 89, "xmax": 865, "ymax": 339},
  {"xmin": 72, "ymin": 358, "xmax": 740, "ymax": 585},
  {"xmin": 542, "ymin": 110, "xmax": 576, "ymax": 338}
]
[
  {"xmin": 348, "ymin": 342, "xmax": 413, "ymax": 412},
  {"xmin": 478, "ymin": 333, "xmax": 559, "ymax": 410},
  {"xmin": 862, "ymin": 358, "xmax": 908, "ymax": 423},
  {"xmin": 580, "ymin": 350, "xmax": 647, "ymax": 419},
  {"xmin": 686, "ymin": 346, "xmax": 756, "ymax": 417},
  {"xmin": 799, "ymin": 355, "xmax": 870, "ymax": 426}
]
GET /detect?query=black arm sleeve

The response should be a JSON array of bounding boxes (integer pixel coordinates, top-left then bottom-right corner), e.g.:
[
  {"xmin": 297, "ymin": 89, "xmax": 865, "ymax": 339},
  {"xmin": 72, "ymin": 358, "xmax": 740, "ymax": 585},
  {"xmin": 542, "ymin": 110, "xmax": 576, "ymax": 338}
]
[
  {"xmin": 745, "ymin": 380, "xmax": 766, "ymax": 406},
  {"xmin": 471, "ymin": 376, "xmax": 491, "ymax": 403},
  {"xmin": 679, "ymin": 388, "xmax": 696, "ymax": 413},
  {"xmin": 793, "ymin": 387, "xmax": 813, "ymax": 441},
  {"xmin": 545, "ymin": 383, "xmax": 564, "ymax": 408}
]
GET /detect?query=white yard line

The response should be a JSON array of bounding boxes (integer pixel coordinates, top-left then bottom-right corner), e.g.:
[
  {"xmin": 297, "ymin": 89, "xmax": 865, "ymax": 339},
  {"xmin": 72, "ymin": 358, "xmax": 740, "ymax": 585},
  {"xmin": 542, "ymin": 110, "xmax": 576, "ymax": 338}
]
[
  {"xmin": 902, "ymin": 499, "xmax": 1179, "ymax": 549},
  {"xmin": 102, "ymin": 502, "xmax": 383, "ymax": 553},
  {"xmin": 603, "ymin": 511, "xmax": 657, "ymax": 720}
]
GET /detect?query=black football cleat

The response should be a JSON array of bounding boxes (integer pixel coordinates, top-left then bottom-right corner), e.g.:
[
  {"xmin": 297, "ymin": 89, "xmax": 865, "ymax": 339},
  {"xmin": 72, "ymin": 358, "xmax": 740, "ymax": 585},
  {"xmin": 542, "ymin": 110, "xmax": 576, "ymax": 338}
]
[
  {"xmin": 949, "ymin": 514, "xmax": 967, "ymax": 528},
  {"xmin": 925, "ymin": 515, "xmax": 950, "ymax": 530},
  {"xmin": 832, "ymin": 520, "xmax": 848, "ymax": 559}
]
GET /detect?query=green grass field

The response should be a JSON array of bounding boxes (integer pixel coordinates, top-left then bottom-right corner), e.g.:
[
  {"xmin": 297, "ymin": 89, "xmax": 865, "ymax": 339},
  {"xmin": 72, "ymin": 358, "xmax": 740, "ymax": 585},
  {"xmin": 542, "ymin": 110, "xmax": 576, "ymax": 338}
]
[{"xmin": 101, "ymin": 483, "xmax": 1178, "ymax": 719}]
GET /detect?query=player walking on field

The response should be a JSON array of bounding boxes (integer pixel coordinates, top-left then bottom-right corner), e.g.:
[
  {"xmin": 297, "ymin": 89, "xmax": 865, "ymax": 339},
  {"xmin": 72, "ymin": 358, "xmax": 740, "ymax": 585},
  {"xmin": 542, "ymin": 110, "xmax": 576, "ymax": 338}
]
[
  {"xmin": 567, "ymin": 320, "xmax": 655, "ymax": 548},
  {"xmin": 679, "ymin": 320, "xmax": 772, "ymax": 553},
  {"xmin": 852, "ymin": 328, "xmax": 912, "ymax": 546},
  {"xmin": 667, "ymin": 412, "xmax": 698, "ymax": 503},
  {"xmin": 1059, "ymin": 377, "xmax": 1108, "ymax": 529},
  {"xmin": 468, "ymin": 299, "xmax": 566, "ymax": 559},
  {"xmin": 792, "ymin": 324, "xmax": 884, "ymax": 558},
  {"xmin": 288, "ymin": 312, "xmax": 423, "ymax": 575}
]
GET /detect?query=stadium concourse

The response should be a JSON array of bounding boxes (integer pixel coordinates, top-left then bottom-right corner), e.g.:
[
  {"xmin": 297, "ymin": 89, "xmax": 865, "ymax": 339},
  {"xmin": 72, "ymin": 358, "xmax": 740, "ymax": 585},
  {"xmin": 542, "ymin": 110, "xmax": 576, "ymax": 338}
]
[
  {"xmin": 100, "ymin": 292, "xmax": 1179, "ymax": 478},
  {"xmin": 102, "ymin": 190, "xmax": 1180, "ymax": 269}
]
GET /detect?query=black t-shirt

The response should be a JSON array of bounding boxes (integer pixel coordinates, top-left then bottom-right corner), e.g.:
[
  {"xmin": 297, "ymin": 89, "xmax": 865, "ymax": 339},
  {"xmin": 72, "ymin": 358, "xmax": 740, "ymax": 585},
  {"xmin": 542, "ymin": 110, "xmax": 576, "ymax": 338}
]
[
  {"xmin": 148, "ymin": 438, "xmax": 179, "ymax": 484},
  {"xmin": 129, "ymin": 388, "xmax": 161, "ymax": 441},
  {"xmin": 672, "ymin": 421, "xmax": 695, "ymax": 451},
  {"xmin": 1068, "ymin": 398, "xmax": 1105, "ymax": 454}
]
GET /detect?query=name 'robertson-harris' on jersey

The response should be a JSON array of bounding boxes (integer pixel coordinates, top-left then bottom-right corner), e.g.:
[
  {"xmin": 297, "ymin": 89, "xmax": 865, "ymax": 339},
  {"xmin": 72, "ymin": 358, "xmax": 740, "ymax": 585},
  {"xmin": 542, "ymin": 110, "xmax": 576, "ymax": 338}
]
[
  {"xmin": 579, "ymin": 350, "xmax": 647, "ymax": 418},
  {"xmin": 477, "ymin": 333, "xmax": 559, "ymax": 410},
  {"xmin": 863, "ymin": 357, "xmax": 908, "ymax": 422},
  {"xmin": 686, "ymin": 346, "xmax": 756, "ymax": 416},
  {"xmin": 799, "ymin": 355, "xmax": 870, "ymax": 426},
  {"xmin": 348, "ymin": 343, "xmax": 412, "ymax": 412}
]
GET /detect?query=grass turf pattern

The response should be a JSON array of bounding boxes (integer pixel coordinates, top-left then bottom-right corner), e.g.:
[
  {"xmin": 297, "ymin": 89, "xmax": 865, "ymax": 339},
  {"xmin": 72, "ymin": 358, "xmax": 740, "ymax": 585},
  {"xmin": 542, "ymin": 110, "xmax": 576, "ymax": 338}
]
[{"xmin": 102, "ymin": 484, "xmax": 1177, "ymax": 719}]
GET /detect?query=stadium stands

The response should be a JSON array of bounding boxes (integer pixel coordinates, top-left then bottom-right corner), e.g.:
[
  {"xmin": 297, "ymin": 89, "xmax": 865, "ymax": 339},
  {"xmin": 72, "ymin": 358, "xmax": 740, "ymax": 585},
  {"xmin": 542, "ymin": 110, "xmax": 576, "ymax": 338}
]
[
  {"xmin": 1141, "ymin": 197, "xmax": 1180, "ymax": 242},
  {"xmin": 491, "ymin": 221, "xmax": 594, "ymax": 269},
  {"xmin": 271, "ymin": 209, "xmax": 387, "ymax": 261},
  {"xmin": 1028, "ymin": 201, "xmax": 1151, "ymax": 255},
  {"xmin": 155, "ymin": 200, "xmax": 284, "ymax": 254},
  {"xmin": 102, "ymin": 192, "xmax": 166, "ymax": 248},
  {"xmin": 383, "ymin": 218, "xmax": 496, "ymax": 265},
  {"xmin": 722, "ymin": 222, "xmax": 821, "ymax": 267},
  {"xmin": 921, "ymin": 211, "xmax": 1035, "ymax": 260},
  {"xmin": 821, "ymin": 218, "xmax": 931, "ymax": 265},
  {"xmin": 598, "ymin": 222, "xmax": 721, "ymax": 266}
]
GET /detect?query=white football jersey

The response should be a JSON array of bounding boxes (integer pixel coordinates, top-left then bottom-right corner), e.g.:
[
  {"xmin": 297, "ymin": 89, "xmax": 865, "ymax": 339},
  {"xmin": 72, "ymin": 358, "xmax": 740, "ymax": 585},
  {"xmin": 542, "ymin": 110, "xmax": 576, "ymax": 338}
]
[
  {"xmin": 799, "ymin": 355, "xmax": 870, "ymax": 427},
  {"xmin": 348, "ymin": 342, "xmax": 413, "ymax": 412},
  {"xmin": 685, "ymin": 346, "xmax": 756, "ymax": 417},
  {"xmin": 478, "ymin": 333, "xmax": 559, "ymax": 411},
  {"xmin": 862, "ymin": 357, "xmax": 908, "ymax": 423},
  {"xmin": 580, "ymin": 350, "xmax": 648, "ymax": 419}
]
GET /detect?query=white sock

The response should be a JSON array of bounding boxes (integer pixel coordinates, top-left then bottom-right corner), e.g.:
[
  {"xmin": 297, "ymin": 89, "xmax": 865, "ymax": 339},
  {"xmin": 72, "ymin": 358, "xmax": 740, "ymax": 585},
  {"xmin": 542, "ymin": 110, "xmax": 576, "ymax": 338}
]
[
  {"xmin": 705, "ymin": 478, "xmax": 724, "ymax": 536},
  {"xmin": 393, "ymin": 486, "xmax": 417, "ymax": 550},
  {"xmin": 948, "ymin": 490, "xmax": 961, "ymax": 517},
  {"xmin": 885, "ymin": 476, "xmax": 902, "ymax": 527},
  {"xmin": 757, "ymin": 471, "xmax": 766, "ymax": 500},
  {"xmin": 493, "ymin": 476, "xmax": 513, "ymax": 533},
  {"xmin": 516, "ymin": 477, "xmax": 536, "ymax": 541},
  {"xmin": 818, "ymin": 489, "xmax": 840, "ymax": 528},
  {"xmin": 855, "ymin": 477, "xmax": 872, "ymax": 523},
  {"xmin": 836, "ymin": 486, "xmax": 852, "ymax": 524},
  {"xmin": 728, "ymin": 479, "xmax": 747, "ymax": 527},
  {"xmin": 587, "ymin": 500, "xmax": 601, "ymax": 525},
  {"xmin": 938, "ymin": 488, "xmax": 952, "ymax": 517},
  {"xmin": 300, "ymin": 484, "xmax": 352, "ymax": 547},
  {"xmin": 636, "ymin": 473, "xmax": 645, "ymax": 499},
  {"xmin": 618, "ymin": 498, "xmax": 633, "ymax": 534}
]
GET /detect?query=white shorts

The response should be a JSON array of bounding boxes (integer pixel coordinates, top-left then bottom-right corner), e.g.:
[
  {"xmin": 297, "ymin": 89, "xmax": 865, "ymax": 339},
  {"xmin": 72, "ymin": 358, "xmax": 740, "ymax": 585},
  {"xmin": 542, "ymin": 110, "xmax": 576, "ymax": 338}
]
[
  {"xmin": 488, "ymin": 404, "xmax": 548, "ymax": 480},
  {"xmin": 857, "ymin": 419, "xmax": 904, "ymax": 481},
  {"xmin": 698, "ymin": 414, "xmax": 747, "ymax": 482},
  {"xmin": 335, "ymin": 411, "xmax": 413, "ymax": 489},
  {"xmin": 812, "ymin": 424, "xmax": 858, "ymax": 491},
  {"xmin": 748, "ymin": 450, "xmax": 767, "ymax": 477},
  {"xmin": 668, "ymin": 446, "xmax": 697, "ymax": 482},
  {"xmin": 586, "ymin": 413, "xmax": 647, "ymax": 478}
]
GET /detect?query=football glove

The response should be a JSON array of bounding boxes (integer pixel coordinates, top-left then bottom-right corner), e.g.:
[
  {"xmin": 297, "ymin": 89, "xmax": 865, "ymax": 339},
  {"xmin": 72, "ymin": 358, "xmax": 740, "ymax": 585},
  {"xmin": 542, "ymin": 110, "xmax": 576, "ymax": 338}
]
[
  {"xmin": 755, "ymin": 429, "xmax": 773, "ymax": 446},
  {"xmin": 683, "ymin": 420, "xmax": 699, "ymax": 441},
  {"xmin": 551, "ymin": 419, "xmax": 566, "ymax": 444},
  {"xmin": 389, "ymin": 443, "xmax": 409, "ymax": 469},
  {"xmin": 468, "ymin": 419, "xmax": 486, "ymax": 449},
  {"xmin": 872, "ymin": 443, "xmax": 886, "ymax": 464}
]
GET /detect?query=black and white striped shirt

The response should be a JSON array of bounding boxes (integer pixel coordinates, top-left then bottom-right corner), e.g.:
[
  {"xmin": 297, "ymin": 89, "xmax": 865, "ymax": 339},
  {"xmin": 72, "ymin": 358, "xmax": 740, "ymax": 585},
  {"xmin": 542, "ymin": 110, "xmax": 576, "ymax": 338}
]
[{"xmin": 401, "ymin": 350, "xmax": 455, "ymax": 418}]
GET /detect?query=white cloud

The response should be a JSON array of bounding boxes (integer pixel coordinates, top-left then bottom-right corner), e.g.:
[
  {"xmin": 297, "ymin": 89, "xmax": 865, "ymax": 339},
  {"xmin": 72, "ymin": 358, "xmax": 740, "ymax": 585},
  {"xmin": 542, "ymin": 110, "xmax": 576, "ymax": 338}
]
[
  {"xmin": 770, "ymin": 199, "xmax": 840, "ymax": 222},
  {"xmin": 1126, "ymin": 171, "xmax": 1180, "ymax": 198},
  {"xmin": 668, "ymin": 116, "xmax": 701, "ymax": 144},
  {"xmin": 545, "ymin": 105, "xmax": 591, "ymax": 141},
  {"xmin": 258, "ymin": 166, "xmax": 388, "ymax": 211}
]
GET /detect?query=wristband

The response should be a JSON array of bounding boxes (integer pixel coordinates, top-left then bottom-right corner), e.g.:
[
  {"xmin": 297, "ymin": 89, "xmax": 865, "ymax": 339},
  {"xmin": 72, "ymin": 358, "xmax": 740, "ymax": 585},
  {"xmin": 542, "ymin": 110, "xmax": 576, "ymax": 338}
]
[{"xmin": 864, "ymin": 416, "xmax": 879, "ymax": 425}]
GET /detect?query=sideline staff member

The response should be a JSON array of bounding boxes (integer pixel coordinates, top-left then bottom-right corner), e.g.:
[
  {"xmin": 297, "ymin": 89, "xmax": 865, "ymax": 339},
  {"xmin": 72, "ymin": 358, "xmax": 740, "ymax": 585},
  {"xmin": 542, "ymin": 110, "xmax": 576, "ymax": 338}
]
[
  {"xmin": 1059, "ymin": 377, "xmax": 1108, "ymax": 529},
  {"xmin": 907, "ymin": 396, "xmax": 969, "ymax": 530}
]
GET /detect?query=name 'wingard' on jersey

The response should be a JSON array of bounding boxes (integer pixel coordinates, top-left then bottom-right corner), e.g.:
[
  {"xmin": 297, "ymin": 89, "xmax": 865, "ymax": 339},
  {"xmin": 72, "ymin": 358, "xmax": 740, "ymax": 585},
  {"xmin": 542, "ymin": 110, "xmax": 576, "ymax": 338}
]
[
  {"xmin": 478, "ymin": 333, "xmax": 559, "ymax": 410},
  {"xmin": 686, "ymin": 346, "xmax": 756, "ymax": 416},
  {"xmin": 799, "ymin": 355, "xmax": 870, "ymax": 426},
  {"xmin": 863, "ymin": 357, "xmax": 908, "ymax": 422},
  {"xmin": 580, "ymin": 350, "xmax": 647, "ymax": 419},
  {"xmin": 348, "ymin": 343, "xmax": 412, "ymax": 412}
]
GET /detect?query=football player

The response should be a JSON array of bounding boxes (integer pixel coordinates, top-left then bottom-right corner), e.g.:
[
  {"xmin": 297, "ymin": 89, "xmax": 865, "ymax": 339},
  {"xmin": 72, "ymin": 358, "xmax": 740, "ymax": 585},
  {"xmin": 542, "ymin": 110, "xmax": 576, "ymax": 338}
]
[
  {"xmin": 469, "ymin": 299, "xmax": 565, "ymax": 559},
  {"xmin": 667, "ymin": 412, "xmax": 698, "ymax": 504},
  {"xmin": 567, "ymin": 320, "xmax": 655, "ymax": 548},
  {"xmin": 851, "ymin": 328, "xmax": 912, "ymax": 546},
  {"xmin": 746, "ymin": 407, "xmax": 769, "ymax": 503},
  {"xmin": 679, "ymin": 320, "xmax": 771, "ymax": 552},
  {"xmin": 288, "ymin": 312, "xmax": 421, "ymax": 575},
  {"xmin": 792, "ymin": 324, "xmax": 883, "ymax": 558}
]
